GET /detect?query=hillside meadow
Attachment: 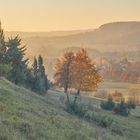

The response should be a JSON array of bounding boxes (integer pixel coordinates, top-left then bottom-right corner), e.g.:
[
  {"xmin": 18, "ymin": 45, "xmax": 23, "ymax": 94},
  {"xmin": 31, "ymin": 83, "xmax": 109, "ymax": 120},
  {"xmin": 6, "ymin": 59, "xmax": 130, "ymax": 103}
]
[{"xmin": 0, "ymin": 77, "xmax": 140, "ymax": 140}]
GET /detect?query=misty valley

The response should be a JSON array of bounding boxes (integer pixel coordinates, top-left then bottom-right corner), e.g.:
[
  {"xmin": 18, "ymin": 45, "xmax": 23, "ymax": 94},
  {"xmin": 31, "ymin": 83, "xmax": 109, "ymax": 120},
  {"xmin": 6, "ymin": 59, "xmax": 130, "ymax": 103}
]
[{"xmin": 0, "ymin": 10, "xmax": 140, "ymax": 140}]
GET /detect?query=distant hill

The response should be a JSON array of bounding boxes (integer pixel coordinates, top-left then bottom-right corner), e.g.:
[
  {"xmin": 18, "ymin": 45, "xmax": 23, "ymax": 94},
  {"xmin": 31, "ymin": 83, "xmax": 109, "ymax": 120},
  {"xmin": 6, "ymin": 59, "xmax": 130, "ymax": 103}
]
[
  {"xmin": 5, "ymin": 22, "xmax": 140, "ymax": 78},
  {"xmin": 5, "ymin": 21, "xmax": 140, "ymax": 56},
  {"xmin": 21, "ymin": 21, "xmax": 140, "ymax": 58},
  {"xmin": 5, "ymin": 29, "xmax": 93, "ymax": 38}
]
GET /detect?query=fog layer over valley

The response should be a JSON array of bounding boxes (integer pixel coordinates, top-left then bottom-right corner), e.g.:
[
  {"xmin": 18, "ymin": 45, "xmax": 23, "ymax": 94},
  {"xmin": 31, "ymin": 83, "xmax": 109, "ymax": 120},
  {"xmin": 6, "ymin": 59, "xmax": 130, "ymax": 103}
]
[{"xmin": 6, "ymin": 22, "xmax": 140, "ymax": 79}]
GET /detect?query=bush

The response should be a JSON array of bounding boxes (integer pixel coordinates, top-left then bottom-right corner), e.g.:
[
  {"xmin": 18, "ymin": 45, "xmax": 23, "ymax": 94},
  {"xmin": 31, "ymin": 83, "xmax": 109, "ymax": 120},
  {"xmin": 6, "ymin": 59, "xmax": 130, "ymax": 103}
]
[
  {"xmin": 65, "ymin": 101, "xmax": 87, "ymax": 117},
  {"xmin": 85, "ymin": 112, "xmax": 113, "ymax": 128},
  {"xmin": 111, "ymin": 123, "xmax": 123, "ymax": 136},
  {"xmin": 66, "ymin": 101, "xmax": 114, "ymax": 128},
  {"xmin": 114, "ymin": 99, "xmax": 130, "ymax": 116},
  {"xmin": 100, "ymin": 97, "xmax": 115, "ymax": 110},
  {"xmin": 127, "ymin": 100, "xmax": 136, "ymax": 109}
]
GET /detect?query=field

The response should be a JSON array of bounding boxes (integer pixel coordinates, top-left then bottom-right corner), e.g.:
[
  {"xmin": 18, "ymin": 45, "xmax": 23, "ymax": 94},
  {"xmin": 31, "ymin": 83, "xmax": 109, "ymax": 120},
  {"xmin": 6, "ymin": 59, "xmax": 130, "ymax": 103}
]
[
  {"xmin": 99, "ymin": 81, "xmax": 140, "ymax": 93},
  {"xmin": 0, "ymin": 77, "xmax": 140, "ymax": 140},
  {"xmin": 79, "ymin": 81, "xmax": 140, "ymax": 103},
  {"xmin": 99, "ymin": 82, "xmax": 140, "ymax": 101}
]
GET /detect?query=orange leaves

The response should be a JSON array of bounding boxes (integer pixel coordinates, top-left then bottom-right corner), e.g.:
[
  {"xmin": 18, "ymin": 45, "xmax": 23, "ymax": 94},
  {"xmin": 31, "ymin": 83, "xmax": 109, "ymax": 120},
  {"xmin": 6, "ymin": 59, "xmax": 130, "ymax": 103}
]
[
  {"xmin": 71, "ymin": 49, "xmax": 102, "ymax": 91},
  {"xmin": 54, "ymin": 51, "xmax": 74, "ymax": 91},
  {"xmin": 54, "ymin": 48, "xmax": 102, "ymax": 93}
]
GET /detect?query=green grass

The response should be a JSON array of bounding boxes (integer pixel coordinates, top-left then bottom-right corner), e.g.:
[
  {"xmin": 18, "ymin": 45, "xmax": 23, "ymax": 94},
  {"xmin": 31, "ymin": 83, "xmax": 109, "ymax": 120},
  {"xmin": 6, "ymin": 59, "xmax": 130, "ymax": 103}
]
[{"xmin": 0, "ymin": 77, "xmax": 140, "ymax": 140}]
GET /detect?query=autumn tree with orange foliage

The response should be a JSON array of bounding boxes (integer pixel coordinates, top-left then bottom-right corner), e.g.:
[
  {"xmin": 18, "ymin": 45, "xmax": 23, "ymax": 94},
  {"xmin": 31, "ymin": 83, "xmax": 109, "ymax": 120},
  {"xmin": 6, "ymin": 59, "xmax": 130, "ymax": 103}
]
[
  {"xmin": 54, "ymin": 51, "xmax": 74, "ymax": 103},
  {"xmin": 54, "ymin": 49, "xmax": 102, "ymax": 103},
  {"xmin": 71, "ymin": 49, "xmax": 102, "ymax": 95}
]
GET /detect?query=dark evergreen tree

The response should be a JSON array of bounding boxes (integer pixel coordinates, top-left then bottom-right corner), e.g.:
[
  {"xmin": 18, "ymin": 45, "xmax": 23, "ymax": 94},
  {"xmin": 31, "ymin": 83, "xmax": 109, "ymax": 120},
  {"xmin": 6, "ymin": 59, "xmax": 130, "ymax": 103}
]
[
  {"xmin": 32, "ymin": 57, "xmax": 38, "ymax": 76},
  {"xmin": 31, "ymin": 55, "xmax": 49, "ymax": 95},
  {"xmin": 24, "ymin": 68, "xmax": 35, "ymax": 90},
  {"xmin": 0, "ymin": 64, "xmax": 12, "ymax": 77},
  {"xmin": 38, "ymin": 55, "xmax": 49, "ymax": 94},
  {"xmin": 0, "ymin": 22, "xmax": 6, "ymax": 64},
  {"xmin": 0, "ymin": 21, "xmax": 49, "ymax": 95},
  {"xmin": 6, "ymin": 36, "xmax": 29, "ymax": 85},
  {"xmin": 114, "ymin": 99, "xmax": 130, "ymax": 116},
  {"xmin": 100, "ymin": 96, "xmax": 115, "ymax": 110},
  {"xmin": 38, "ymin": 55, "xmax": 45, "ymax": 77},
  {"xmin": 0, "ymin": 22, "xmax": 12, "ymax": 77}
]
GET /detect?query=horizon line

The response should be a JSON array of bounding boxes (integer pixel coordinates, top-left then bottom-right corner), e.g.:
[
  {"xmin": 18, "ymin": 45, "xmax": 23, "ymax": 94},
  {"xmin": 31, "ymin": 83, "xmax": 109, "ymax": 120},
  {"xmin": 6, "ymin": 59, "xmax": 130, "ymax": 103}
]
[{"xmin": 3, "ymin": 20, "xmax": 140, "ymax": 33}]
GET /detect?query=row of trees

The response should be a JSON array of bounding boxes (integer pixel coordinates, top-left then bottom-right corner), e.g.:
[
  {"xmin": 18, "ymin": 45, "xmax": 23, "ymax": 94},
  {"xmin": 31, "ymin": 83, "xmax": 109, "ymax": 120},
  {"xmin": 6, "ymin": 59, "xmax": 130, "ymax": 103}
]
[
  {"xmin": 31, "ymin": 56, "xmax": 49, "ymax": 94},
  {"xmin": 54, "ymin": 49, "xmax": 102, "ymax": 103},
  {"xmin": 99, "ymin": 57, "xmax": 140, "ymax": 83},
  {"xmin": 0, "ymin": 22, "xmax": 49, "ymax": 95}
]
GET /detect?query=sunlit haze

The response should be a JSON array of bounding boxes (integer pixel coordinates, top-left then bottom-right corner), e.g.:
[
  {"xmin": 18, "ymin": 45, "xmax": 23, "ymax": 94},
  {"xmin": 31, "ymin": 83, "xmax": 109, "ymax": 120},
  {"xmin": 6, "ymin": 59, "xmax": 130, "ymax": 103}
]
[{"xmin": 0, "ymin": 0, "xmax": 140, "ymax": 31}]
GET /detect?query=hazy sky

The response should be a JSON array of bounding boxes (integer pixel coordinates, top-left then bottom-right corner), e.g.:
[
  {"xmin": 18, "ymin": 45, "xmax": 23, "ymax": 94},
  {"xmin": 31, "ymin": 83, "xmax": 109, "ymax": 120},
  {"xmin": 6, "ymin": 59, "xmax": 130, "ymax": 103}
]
[{"xmin": 0, "ymin": 0, "xmax": 140, "ymax": 31}]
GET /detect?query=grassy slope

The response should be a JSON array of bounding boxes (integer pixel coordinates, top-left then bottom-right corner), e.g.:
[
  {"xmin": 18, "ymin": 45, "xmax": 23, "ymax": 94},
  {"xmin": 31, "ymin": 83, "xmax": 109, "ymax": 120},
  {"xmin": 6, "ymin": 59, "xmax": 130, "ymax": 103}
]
[{"xmin": 0, "ymin": 78, "xmax": 140, "ymax": 140}]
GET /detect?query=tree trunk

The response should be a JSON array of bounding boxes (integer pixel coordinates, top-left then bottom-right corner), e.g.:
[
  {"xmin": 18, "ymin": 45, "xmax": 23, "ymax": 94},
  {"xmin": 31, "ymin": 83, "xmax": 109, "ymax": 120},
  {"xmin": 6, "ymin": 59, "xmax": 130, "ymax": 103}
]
[
  {"xmin": 77, "ymin": 88, "xmax": 80, "ymax": 95},
  {"xmin": 64, "ymin": 87, "xmax": 68, "ymax": 93},
  {"xmin": 64, "ymin": 86, "xmax": 70, "ymax": 104},
  {"xmin": 66, "ymin": 92, "xmax": 70, "ymax": 104},
  {"xmin": 73, "ymin": 88, "xmax": 80, "ymax": 105}
]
